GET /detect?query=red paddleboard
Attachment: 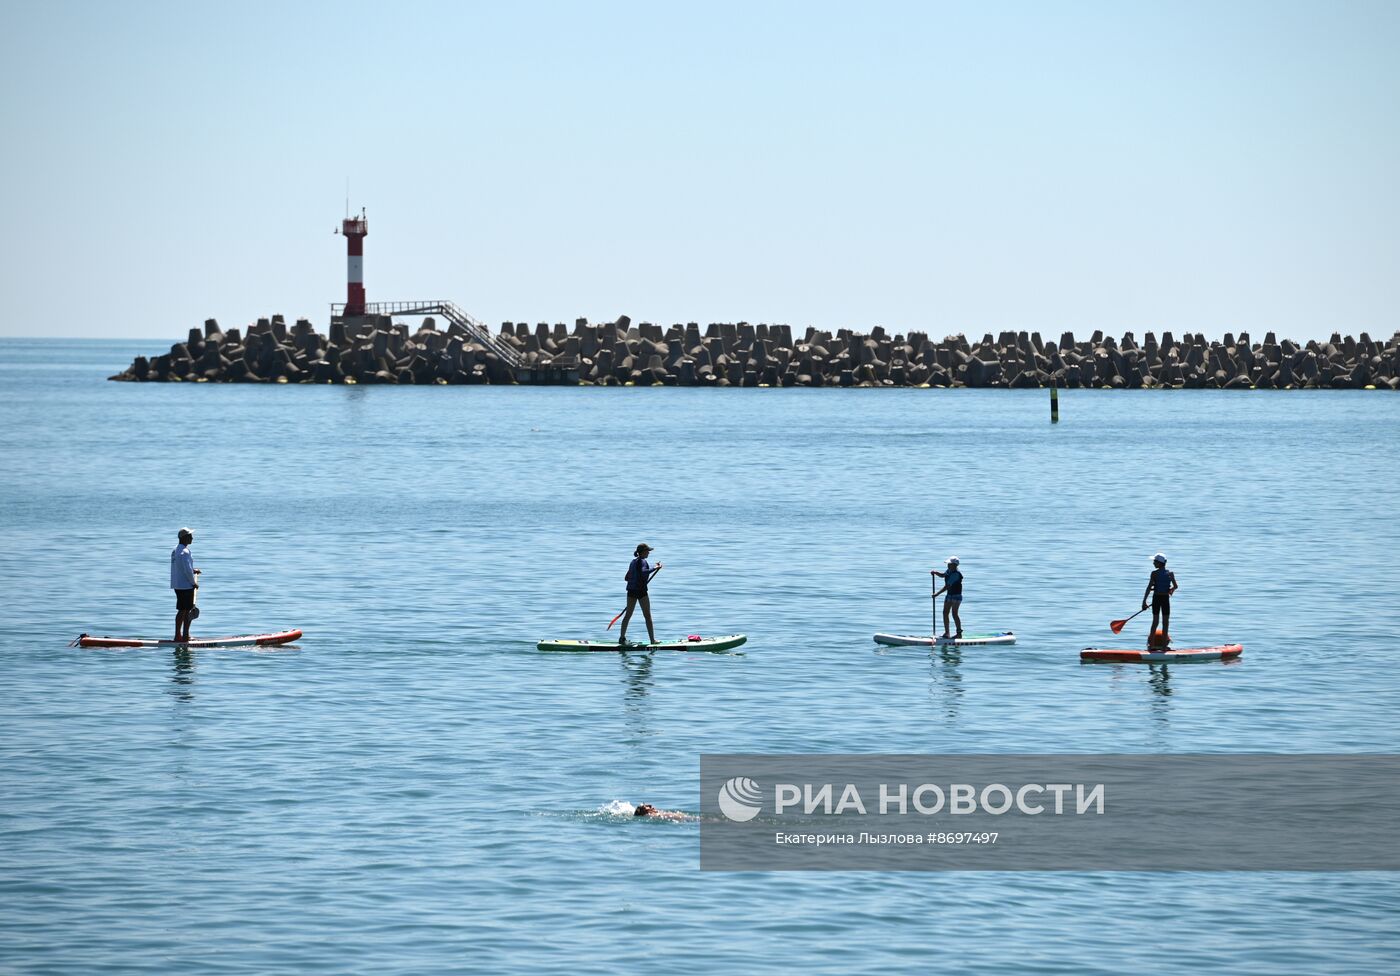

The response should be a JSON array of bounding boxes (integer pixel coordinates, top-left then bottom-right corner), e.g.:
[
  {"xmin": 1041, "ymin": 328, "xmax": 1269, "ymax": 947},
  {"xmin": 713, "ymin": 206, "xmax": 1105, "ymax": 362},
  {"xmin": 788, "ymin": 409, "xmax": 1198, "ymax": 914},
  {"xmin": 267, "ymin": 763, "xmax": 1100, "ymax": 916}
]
[
  {"xmin": 1080, "ymin": 643, "xmax": 1242, "ymax": 663},
  {"xmin": 75, "ymin": 630, "xmax": 302, "ymax": 648}
]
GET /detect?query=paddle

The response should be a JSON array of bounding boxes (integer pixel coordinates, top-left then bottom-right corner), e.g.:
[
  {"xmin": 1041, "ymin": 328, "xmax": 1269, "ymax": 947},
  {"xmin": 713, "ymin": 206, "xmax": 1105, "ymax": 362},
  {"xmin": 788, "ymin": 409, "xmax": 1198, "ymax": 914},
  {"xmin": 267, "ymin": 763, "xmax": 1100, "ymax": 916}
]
[
  {"xmin": 189, "ymin": 570, "xmax": 202, "ymax": 620},
  {"xmin": 607, "ymin": 564, "xmax": 662, "ymax": 630},
  {"xmin": 930, "ymin": 570, "xmax": 939, "ymax": 645},
  {"xmin": 1109, "ymin": 605, "xmax": 1147, "ymax": 634}
]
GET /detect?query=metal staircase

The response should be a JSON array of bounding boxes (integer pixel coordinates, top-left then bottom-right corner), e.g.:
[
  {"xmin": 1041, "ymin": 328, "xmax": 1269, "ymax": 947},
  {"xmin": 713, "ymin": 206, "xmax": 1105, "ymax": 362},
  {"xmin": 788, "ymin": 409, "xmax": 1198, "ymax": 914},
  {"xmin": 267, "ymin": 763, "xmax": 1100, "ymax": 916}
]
[{"xmin": 332, "ymin": 300, "xmax": 524, "ymax": 368}]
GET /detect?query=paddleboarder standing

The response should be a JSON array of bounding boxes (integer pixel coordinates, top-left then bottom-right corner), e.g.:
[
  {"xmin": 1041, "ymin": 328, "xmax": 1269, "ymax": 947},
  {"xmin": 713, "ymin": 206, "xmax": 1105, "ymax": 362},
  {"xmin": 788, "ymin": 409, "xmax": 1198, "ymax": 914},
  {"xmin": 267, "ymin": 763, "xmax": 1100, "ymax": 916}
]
[
  {"xmin": 1142, "ymin": 553, "xmax": 1178, "ymax": 647},
  {"xmin": 931, "ymin": 557, "xmax": 964, "ymax": 639},
  {"xmin": 618, "ymin": 543, "xmax": 661, "ymax": 646},
  {"xmin": 171, "ymin": 528, "xmax": 200, "ymax": 643}
]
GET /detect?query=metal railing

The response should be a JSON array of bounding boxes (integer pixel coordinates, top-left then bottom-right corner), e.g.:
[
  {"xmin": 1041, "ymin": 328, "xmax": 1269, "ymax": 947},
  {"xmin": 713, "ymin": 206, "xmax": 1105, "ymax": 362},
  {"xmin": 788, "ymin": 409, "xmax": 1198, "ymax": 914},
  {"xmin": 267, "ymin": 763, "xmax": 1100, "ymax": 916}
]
[{"xmin": 331, "ymin": 300, "xmax": 524, "ymax": 368}]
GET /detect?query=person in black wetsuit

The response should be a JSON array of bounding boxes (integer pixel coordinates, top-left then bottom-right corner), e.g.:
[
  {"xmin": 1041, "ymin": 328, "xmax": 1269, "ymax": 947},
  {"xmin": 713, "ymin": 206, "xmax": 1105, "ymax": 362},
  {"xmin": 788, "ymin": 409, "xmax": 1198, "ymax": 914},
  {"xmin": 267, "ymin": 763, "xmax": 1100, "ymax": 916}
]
[
  {"xmin": 618, "ymin": 543, "xmax": 661, "ymax": 646},
  {"xmin": 931, "ymin": 556, "xmax": 964, "ymax": 639},
  {"xmin": 1141, "ymin": 553, "xmax": 1178, "ymax": 647}
]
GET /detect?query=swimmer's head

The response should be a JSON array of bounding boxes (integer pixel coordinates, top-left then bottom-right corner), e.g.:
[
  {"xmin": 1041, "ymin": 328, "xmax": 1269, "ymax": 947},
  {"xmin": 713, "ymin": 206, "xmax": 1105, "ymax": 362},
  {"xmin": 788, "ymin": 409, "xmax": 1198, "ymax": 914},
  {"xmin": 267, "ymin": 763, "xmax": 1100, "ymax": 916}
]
[{"xmin": 634, "ymin": 803, "xmax": 658, "ymax": 817}]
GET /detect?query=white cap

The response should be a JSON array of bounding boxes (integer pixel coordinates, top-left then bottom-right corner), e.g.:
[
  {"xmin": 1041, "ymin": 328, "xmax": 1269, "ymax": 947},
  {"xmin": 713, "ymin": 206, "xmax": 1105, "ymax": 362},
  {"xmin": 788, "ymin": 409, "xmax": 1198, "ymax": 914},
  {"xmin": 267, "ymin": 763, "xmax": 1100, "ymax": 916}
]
[
  {"xmin": 947, "ymin": 556, "xmax": 960, "ymax": 566},
  {"xmin": 1153, "ymin": 552, "xmax": 1166, "ymax": 565}
]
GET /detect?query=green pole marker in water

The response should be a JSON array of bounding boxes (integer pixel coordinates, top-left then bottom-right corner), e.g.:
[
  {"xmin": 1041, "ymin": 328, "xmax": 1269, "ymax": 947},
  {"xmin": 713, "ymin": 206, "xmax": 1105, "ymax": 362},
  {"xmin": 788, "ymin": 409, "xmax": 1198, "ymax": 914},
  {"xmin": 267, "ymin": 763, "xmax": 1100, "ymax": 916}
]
[{"xmin": 1051, "ymin": 385, "xmax": 1059, "ymax": 423}]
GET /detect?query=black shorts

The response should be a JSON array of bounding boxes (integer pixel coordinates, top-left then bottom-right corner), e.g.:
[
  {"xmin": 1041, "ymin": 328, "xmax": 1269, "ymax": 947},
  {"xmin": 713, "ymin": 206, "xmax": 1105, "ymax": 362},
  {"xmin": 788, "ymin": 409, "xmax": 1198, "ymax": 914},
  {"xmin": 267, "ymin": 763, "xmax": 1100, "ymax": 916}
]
[
  {"xmin": 627, "ymin": 590, "xmax": 648, "ymax": 600},
  {"xmin": 175, "ymin": 588, "xmax": 195, "ymax": 611},
  {"xmin": 1152, "ymin": 593, "xmax": 1171, "ymax": 612}
]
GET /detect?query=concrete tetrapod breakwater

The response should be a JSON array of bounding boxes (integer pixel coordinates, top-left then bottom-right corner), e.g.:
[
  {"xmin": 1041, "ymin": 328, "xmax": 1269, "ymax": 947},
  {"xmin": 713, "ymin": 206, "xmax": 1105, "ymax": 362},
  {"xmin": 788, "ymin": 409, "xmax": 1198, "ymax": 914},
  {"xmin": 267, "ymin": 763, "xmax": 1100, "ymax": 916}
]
[{"xmin": 110, "ymin": 315, "xmax": 1400, "ymax": 389}]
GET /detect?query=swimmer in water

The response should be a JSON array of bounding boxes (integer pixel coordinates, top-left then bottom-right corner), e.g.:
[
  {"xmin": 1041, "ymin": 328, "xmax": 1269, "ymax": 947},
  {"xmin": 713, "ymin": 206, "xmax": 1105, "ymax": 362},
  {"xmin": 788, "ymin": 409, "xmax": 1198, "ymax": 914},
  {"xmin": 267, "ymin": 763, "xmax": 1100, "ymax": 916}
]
[{"xmin": 633, "ymin": 803, "xmax": 689, "ymax": 821}]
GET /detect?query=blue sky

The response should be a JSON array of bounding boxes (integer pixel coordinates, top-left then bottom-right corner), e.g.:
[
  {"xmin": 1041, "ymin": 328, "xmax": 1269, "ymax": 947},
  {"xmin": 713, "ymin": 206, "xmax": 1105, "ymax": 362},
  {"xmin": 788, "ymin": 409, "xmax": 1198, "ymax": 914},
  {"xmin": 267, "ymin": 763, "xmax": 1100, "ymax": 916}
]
[{"xmin": 1, "ymin": 0, "xmax": 1396, "ymax": 340}]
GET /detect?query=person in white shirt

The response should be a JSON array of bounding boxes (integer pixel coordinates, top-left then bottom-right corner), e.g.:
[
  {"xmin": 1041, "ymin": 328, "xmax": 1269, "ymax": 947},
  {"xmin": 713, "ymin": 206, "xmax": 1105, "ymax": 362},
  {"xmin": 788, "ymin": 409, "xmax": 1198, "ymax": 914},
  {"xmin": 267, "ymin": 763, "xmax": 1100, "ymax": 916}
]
[{"xmin": 170, "ymin": 528, "xmax": 200, "ymax": 642}]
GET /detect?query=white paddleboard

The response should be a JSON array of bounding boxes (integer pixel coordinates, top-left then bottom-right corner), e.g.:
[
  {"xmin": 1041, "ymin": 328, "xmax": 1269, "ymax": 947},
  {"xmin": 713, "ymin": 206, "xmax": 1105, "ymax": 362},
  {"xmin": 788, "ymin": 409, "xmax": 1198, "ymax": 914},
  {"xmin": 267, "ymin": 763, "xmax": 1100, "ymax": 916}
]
[{"xmin": 873, "ymin": 632, "xmax": 1016, "ymax": 647}]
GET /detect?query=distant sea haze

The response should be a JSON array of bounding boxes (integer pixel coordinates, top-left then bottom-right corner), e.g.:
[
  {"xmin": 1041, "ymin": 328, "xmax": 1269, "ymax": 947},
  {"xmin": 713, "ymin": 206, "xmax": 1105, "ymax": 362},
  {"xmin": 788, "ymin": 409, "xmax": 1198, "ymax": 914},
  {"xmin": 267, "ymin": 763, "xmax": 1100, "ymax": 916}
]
[{"xmin": 109, "ymin": 314, "xmax": 1400, "ymax": 390}]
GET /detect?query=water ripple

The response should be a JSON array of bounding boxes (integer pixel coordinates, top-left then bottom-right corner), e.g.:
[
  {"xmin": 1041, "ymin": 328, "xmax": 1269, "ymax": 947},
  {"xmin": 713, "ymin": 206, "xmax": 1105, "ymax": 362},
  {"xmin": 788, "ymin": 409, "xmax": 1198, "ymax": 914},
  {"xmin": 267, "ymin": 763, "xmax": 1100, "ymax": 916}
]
[{"xmin": 2, "ymin": 341, "xmax": 1399, "ymax": 972}]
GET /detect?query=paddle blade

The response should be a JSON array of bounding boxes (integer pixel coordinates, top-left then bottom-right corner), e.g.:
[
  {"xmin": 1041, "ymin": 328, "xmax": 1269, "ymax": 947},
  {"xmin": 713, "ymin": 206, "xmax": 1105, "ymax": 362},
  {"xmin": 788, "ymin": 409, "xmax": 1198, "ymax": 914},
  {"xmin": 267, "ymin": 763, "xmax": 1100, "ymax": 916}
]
[
  {"xmin": 1109, "ymin": 618, "xmax": 1127, "ymax": 634},
  {"xmin": 607, "ymin": 611, "xmax": 623, "ymax": 630}
]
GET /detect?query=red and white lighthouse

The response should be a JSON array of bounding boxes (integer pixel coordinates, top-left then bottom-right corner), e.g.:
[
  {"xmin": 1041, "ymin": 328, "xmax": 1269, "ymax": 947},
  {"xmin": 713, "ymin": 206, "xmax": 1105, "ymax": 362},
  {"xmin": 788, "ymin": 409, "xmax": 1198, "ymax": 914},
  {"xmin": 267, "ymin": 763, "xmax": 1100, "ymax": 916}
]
[{"xmin": 342, "ymin": 209, "xmax": 368, "ymax": 316}]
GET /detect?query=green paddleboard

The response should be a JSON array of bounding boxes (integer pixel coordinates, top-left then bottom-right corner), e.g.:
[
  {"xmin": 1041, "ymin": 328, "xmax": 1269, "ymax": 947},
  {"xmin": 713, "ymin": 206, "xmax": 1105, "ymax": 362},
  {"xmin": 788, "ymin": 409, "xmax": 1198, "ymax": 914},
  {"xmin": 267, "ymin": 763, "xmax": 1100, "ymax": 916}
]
[{"xmin": 537, "ymin": 635, "xmax": 747, "ymax": 652}]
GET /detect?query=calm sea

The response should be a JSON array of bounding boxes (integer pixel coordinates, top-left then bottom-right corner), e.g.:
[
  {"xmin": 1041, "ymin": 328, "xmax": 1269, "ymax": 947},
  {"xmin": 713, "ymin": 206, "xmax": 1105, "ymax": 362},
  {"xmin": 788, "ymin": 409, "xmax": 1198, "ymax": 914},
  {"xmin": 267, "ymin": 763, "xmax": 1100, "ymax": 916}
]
[{"xmin": 2, "ymin": 337, "xmax": 1399, "ymax": 974}]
